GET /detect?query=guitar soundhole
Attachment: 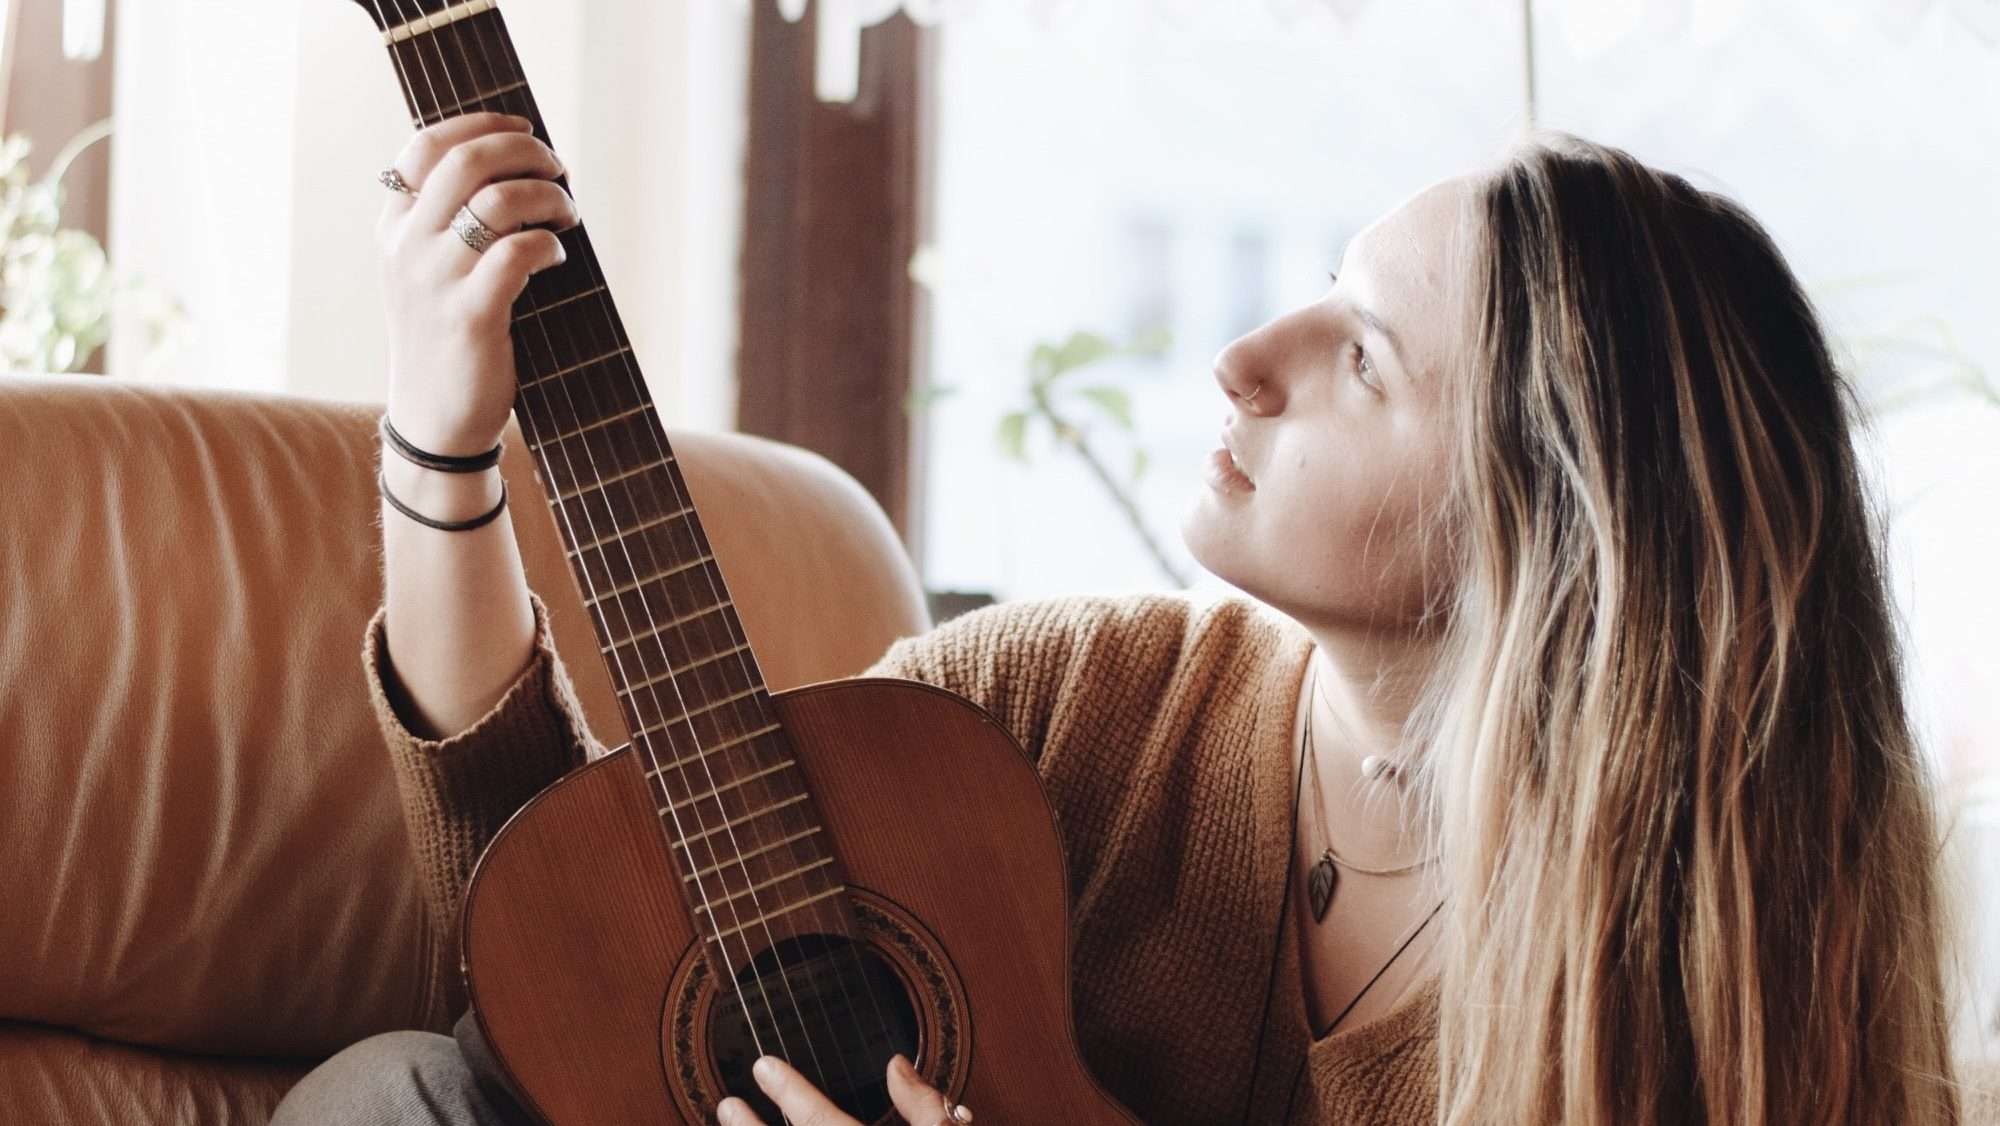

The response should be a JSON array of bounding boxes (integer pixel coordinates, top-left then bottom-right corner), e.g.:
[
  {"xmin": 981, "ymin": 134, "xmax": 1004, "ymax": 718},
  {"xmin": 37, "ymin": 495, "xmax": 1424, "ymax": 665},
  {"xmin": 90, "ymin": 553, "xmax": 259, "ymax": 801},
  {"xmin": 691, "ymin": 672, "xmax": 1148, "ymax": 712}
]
[{"xmin": 707, "ymin": 934, "xmax": 921, "ymax": 1123}]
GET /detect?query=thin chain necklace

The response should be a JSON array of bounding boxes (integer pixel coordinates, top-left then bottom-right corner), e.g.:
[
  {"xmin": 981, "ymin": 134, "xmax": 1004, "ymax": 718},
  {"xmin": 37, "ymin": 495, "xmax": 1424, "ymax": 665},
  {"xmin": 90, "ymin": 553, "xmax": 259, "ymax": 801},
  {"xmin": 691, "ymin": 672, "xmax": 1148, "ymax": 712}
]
[
  {"xmin": 1301, "ymin": 663, "xmax": 1437, "ymax": 921},
  {"xmin": 1296, "ymin": 659, "xmax": 1445, "ymax": 1037}
]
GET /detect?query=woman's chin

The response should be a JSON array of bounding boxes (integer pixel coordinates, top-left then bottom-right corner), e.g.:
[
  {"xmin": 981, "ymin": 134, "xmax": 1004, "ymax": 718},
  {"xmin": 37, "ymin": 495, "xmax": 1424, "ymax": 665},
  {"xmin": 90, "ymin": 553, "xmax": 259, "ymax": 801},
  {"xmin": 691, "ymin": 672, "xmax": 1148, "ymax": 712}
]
[{"xmin": 1179, "ymin": 496, "xmax": 1249, "ymax": 587}]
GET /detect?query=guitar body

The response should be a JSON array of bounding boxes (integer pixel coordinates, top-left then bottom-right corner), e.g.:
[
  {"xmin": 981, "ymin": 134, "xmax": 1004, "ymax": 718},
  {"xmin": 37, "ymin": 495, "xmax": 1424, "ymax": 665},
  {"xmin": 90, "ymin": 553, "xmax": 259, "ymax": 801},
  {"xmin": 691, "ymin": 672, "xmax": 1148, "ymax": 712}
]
[{"xmin": 463, "ymin": 675, "xmax": 1138, "ymax": 1125}]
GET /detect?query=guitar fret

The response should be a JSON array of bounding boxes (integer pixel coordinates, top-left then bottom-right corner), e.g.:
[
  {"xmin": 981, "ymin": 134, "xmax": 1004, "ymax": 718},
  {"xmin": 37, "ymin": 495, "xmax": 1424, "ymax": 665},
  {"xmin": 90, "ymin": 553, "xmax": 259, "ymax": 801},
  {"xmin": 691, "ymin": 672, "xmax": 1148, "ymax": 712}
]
[
  {"xmin": 702, "ymin": 885, "xmax": 847, "ymax": 944},
  {"xmin": 515, "ymin": 286, "xmax": 609, "ymax": 322},
  {"xmin": 570, "ymin": 503, "xmax": 693, "ymax": 559},
  {"xmin": 552, "ymin": 456, "xmax": 671, "ymax": 502},
  {"xmin": 581, "ymin": 552, "xmax": 715, "ymax": 606},
  {"xmin": 685, "ymin": 824, "xmax": 821, "ymax": 881},
  {"xmin": 627, "ymin": 684, "xmax": 764, "ymax": 733},
  {"xmin": 664, "ymin": 792, "xmax": 810, "ymax": 847},
  {"xmin": 669, "ymin": 758, "xmax": 798, "ymax": 812},
  {"xmin": 520, "ymin": 345, "xmax": 636, "ymax": 388},
  {"xmin": 425, "ymin": 78, "xmax": 529, "ymax": 122},
  {"xmin": 693, "ymin": 857, "xmax": 837, "ymax": 912},
  {"xmin": 623, "ymin": 642, "xmax": 753, "ymax": 696},
  {"xmin": 647, "ymin": 722, "xmax": 783, "ymax": 779},
  {"xmin": 545, "ymin": 401, "xmax": 656, "ymax": 448},
  {"xmin": 382, "ymin": 0, "xmax": 494, "ymax": 45}
]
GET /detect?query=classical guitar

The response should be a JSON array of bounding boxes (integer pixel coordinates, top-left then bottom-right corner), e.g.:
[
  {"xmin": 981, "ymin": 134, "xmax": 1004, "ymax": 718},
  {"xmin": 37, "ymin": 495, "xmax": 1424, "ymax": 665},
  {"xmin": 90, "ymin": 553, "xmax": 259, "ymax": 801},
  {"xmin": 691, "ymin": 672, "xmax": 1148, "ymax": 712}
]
[{"xmin": 343, "ymin": 2, "xmax": 1138, "ymax": 1123}]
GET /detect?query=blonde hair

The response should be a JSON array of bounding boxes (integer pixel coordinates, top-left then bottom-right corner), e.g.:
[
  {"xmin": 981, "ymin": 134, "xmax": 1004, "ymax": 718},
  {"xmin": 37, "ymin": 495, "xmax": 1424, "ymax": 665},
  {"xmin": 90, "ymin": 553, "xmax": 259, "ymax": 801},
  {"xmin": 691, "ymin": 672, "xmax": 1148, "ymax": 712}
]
[{"xmin": 1399, "ymin": 131, "xmax": 1961, "ymax": 1124}]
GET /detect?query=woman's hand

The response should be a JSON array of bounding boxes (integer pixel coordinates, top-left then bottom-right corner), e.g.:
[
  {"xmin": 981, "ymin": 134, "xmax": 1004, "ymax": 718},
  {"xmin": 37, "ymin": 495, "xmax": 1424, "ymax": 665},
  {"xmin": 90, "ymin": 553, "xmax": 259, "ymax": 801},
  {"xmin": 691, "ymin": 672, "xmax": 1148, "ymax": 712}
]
[
  {"xmin": 716, "ymin": 1053, "xmax": 965, "ymax": 1126},
  {"xmin": 376, "ymin": 110, "xmax": 578, "ymax": 456}
]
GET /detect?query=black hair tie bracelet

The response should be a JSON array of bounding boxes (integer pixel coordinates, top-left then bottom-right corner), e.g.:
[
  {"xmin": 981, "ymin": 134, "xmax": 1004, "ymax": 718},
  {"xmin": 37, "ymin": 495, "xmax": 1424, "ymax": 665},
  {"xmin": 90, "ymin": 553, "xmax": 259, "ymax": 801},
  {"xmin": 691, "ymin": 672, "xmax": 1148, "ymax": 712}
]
[
  {"xmin": 377, "ymin": 468, "xmax": 510, "ymax": 532},
  {"xmin": 379, "ymin": 414, "xmax": 504, "ymax": 473}
]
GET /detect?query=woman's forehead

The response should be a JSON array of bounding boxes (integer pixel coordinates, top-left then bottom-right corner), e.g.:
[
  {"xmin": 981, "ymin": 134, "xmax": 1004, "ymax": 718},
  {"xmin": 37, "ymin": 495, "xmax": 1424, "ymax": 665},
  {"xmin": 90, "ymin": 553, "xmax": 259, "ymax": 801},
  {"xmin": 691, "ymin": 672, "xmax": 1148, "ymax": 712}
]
[{"xmin": 1345, "ymin": 176, "xmax": 1476, "ymax": 387}]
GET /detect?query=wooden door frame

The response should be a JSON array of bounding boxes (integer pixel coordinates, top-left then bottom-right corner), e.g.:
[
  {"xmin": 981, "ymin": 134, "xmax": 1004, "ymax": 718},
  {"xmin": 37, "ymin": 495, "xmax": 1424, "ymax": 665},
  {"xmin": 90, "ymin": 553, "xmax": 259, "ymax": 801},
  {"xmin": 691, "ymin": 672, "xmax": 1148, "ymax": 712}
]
[{"xmin": 737, "ymin": 0, "xmax": 935, "ymax": 558}]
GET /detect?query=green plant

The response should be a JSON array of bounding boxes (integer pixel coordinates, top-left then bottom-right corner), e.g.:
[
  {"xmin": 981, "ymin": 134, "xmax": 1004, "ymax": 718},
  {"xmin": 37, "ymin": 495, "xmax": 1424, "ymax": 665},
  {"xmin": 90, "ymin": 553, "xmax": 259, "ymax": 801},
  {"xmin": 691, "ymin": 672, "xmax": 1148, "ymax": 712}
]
[
  {"xmin": 912, "ymin": 324, "xmax": 1190, "ymax": 587},
  {"xmin": 0, "ymin": 120, "xmax": 180, "ymax": 375}
]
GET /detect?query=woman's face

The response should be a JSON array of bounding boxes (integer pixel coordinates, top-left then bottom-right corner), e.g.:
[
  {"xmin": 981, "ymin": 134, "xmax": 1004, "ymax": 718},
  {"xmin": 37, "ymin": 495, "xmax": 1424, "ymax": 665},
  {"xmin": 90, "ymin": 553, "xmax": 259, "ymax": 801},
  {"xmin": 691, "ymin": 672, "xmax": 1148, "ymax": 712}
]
[{"xmin": 1181, "ymin": 174, "xmax": 1476, "ymax": 633}]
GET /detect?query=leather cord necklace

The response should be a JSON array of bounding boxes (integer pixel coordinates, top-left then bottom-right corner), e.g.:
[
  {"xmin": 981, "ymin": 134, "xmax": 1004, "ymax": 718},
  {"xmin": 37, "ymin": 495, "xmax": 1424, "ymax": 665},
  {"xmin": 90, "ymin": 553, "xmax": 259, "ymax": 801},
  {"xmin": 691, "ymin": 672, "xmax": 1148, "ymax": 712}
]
[{"xmin": 1297, "ymin": 661, "xmax": 1445, "ymax": 1037}]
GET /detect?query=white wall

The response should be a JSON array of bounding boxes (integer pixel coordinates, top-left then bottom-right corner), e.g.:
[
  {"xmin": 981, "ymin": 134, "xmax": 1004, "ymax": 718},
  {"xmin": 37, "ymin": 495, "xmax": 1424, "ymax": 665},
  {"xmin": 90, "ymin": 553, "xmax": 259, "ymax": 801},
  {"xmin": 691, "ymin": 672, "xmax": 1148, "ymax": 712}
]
[{"xmin": 108, "ymin": 0, "xmax": 746, "ymax": 431}]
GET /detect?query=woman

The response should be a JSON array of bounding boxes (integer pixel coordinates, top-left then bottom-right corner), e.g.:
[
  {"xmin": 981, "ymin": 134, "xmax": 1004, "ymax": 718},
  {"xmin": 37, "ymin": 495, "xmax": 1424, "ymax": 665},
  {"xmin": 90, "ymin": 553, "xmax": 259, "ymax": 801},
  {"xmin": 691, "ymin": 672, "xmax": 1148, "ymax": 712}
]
[{"xmin": 273, "ymin": 114, "xmax": 1961, "ymax": 1125}]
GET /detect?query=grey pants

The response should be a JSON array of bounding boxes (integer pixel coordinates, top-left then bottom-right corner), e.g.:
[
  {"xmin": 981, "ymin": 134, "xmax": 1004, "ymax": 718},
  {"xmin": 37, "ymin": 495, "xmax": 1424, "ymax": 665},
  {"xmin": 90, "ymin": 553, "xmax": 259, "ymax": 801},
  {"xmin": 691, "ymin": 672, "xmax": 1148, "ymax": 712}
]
[{"xmin": 271, "ymin": 1010, "xmax": 539, "ymax": 1126}]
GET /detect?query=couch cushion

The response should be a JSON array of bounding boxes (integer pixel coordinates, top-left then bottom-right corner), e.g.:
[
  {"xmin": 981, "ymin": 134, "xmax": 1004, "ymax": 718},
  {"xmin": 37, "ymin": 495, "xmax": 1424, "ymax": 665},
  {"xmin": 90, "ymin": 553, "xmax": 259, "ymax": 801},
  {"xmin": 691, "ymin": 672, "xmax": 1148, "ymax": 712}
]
[{"xmin": 0, "ymin": 1022, "xmax": 306, "ymax": 1125}]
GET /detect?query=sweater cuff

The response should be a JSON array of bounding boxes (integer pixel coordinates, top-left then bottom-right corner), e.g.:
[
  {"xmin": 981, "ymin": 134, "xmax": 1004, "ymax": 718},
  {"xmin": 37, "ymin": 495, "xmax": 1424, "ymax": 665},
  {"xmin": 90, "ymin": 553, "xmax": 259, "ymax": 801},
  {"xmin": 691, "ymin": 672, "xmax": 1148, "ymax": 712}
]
[
  {"xmin": 360, "ymin": 589, "xmax": 601, "ymax": 903},
  {"xmin": 362, "ymin": 590, "xmax": 598, "ymax": 768}
]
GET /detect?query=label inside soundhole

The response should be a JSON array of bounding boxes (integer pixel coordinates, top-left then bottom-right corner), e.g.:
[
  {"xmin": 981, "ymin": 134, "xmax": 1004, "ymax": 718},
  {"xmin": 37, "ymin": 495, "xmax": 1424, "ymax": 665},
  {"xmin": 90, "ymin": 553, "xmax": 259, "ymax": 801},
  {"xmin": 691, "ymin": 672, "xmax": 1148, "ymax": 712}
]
[{"xmin": 707, "ymin": 933, "xmax": 921, "ymax": 1123}]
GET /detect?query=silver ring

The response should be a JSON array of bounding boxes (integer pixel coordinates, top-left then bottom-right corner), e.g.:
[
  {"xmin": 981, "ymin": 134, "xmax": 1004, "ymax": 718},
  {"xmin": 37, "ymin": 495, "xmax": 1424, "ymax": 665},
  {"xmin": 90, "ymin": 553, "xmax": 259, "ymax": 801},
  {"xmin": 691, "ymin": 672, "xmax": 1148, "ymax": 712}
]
[
  {"xmin": 451, "ymin": 204, "xmax": 500, "ymax": 254},
  {"xmin": 934, "ymin": 1104, "xmax": 973, "ymax": 1126},
  {"xmin": 1244, "ymin": 382, "xmax": 1264, "ymax": 404},
  {"xmin": 378, "ymin": 168, "xmax": 415, "ymax": 195}
]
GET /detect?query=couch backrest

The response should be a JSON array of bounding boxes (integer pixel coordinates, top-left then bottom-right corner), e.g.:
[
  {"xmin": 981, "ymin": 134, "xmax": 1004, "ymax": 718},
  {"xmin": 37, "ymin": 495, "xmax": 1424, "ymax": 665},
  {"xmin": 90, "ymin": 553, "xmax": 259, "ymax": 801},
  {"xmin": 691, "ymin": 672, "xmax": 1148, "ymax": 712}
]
[{"xmin": 0, "ymin": 374, "xmax": 928, "ymax": 1061}]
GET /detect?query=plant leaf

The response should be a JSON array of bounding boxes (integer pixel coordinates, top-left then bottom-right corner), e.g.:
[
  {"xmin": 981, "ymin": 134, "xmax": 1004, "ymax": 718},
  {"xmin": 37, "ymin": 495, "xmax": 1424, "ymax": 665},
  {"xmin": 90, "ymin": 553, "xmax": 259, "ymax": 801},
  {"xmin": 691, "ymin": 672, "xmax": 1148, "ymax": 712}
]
[
  {"xmin": 1046, "ymin": 330, "xmax": 1116, "ymax": 381},
  {"xmin": 1130, "ymin": 447, "xmax": 1150, "ymax": 481},
  {"xmin": 996, "ymin": 410, "xmax": 1029, "ymax": 461},
  {"xmin": 1075, "ymin": 385, "xmax": 1134, "ymax": 430}
]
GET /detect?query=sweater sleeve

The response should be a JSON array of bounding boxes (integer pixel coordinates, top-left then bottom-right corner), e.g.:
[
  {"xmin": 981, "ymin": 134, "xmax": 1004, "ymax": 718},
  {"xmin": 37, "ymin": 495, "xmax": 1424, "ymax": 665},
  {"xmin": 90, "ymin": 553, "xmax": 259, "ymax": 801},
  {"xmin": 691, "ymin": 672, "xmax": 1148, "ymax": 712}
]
[{"xmin": 361, "ymin": 589, "xmax": 607, "ymax": 1027}]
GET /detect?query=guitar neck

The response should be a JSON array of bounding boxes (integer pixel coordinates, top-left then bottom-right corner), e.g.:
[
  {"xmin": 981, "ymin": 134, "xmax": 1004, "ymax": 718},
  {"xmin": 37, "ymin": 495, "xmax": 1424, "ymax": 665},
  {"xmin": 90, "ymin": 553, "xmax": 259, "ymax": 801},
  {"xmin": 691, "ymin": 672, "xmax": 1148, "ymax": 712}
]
[{"xmin": 361, "ymin": 0, "xmax": 851, "ymax": 966}]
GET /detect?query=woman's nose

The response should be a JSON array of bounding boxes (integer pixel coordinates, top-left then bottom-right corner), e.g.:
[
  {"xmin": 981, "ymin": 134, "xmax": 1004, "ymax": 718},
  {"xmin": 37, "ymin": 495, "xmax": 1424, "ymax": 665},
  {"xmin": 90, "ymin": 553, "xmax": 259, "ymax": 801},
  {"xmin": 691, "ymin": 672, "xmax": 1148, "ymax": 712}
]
[{"xmin": 1213, "ymin": 341, "xmax": 1275, "ymax": 414}]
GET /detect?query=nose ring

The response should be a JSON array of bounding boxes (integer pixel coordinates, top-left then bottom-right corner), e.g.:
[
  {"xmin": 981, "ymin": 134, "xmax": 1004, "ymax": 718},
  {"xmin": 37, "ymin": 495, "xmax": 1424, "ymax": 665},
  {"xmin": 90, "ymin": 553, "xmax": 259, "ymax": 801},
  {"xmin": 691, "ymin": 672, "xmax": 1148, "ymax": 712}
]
[{"xmin": 1244, "ymin": 382, "xmax": 1265, "ymax": 405}]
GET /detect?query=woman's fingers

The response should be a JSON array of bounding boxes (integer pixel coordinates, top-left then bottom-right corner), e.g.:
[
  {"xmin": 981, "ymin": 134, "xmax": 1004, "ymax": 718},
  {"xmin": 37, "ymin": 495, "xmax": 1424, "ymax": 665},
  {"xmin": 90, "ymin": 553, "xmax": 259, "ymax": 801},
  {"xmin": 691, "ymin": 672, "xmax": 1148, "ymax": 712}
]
[
  {"xmin": 458, "ymin": 180, "xmax": 576, "ymax": 319},
  {"xmin": 377, "ymin": 113, "xmax": 536, "ymax": 243},
  {"xmin": 713, "ymin": 1095, "xmax": 767, "ymax": 1126},
  {"xmin": 465, "ymin": 229, "xmax": 568, "ymax": 325},
  {"xmin": 464, "ymin": 179, "xmax": 580, "ymax": 241},
  {"xmin": 746, "ymin": 1055, "xmax": 862, "ymax": 1126},
  {"xmin": 886, "ymin": 1054, "xmax": 955, "ymax": 1126},
  {"xmin": 412, "ymin": 129, "xmax": 564, "ymax": 233},
  {"xmin": 391, "ymin": 111, "xmax": 533, "ymax": 195},
  {"xmin": 713, "ymin": 1055, "xmax": 955, "ymax": 1126}
]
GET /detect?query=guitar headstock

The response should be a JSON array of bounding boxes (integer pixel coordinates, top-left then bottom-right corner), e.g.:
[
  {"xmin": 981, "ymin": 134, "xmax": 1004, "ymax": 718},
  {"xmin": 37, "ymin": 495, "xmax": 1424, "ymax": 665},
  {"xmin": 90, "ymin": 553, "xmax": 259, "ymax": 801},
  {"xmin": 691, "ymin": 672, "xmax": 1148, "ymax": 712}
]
[{"xmin": 342, "ymin": 0, "xmax": 474, "ymax": 34}]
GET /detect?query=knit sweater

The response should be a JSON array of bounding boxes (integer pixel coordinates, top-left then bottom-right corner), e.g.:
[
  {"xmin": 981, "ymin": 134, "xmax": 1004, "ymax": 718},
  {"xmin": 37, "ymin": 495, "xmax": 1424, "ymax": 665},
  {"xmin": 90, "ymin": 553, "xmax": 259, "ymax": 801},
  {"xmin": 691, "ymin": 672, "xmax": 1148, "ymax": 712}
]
[{"xmin": 362, "ymin": 589, "xmax": 1442, "ymax": 1124}]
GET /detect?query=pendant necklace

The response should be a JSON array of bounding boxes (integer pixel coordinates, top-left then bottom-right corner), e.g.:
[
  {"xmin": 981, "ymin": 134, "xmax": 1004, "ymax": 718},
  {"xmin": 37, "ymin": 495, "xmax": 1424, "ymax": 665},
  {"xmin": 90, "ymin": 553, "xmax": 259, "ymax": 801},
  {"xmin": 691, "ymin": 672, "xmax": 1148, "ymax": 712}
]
[
  {"xmin": 1288, "ymin": 660, "xmax": 1448, "ymax": 1040},
  {"xmin": 1300, "ymin": 662, "xmax": 1436, "ymax": 923}
]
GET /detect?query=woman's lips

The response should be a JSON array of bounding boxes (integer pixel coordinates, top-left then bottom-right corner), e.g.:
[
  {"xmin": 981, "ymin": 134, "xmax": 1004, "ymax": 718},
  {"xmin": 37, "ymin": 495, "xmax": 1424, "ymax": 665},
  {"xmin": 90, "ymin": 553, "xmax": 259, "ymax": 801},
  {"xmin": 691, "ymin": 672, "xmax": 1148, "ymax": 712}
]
[{"xmin": 1206, "ymin": 446, "xmax": 1255, "ymax": 493}]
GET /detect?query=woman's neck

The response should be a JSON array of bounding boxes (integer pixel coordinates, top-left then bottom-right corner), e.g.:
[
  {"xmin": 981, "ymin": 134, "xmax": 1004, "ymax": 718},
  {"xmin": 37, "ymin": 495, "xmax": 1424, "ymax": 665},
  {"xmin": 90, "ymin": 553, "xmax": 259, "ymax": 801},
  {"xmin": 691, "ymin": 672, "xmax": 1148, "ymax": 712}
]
[
  {"xmin": 1296, "ymin": 618, "xmax": 1439, "ymax": 768},
  {"xmin": 1293, "ymin": 620, "xmax": 1443, "ymax": 857}
]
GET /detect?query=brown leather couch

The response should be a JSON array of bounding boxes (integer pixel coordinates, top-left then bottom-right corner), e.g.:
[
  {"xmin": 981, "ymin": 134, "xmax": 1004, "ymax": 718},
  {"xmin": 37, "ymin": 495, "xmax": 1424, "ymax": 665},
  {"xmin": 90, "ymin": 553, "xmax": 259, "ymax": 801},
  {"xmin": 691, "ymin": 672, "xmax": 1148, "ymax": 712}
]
[{"xmin": 0, "ymin": 373, "xmax": 931, "ymax": 1125}]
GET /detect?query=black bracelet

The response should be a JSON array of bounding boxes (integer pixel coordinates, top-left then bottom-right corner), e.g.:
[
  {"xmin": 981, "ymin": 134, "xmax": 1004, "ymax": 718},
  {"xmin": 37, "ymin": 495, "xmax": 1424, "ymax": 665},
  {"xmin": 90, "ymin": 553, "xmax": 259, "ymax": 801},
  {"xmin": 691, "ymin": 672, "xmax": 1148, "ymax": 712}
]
[
  {"xmin": 377, "ymin": 468, "xmax": 510, "ymax": 532},
  {"xmin": 379, "ymin": 414, "xmax": 503, "ymax": 473}
]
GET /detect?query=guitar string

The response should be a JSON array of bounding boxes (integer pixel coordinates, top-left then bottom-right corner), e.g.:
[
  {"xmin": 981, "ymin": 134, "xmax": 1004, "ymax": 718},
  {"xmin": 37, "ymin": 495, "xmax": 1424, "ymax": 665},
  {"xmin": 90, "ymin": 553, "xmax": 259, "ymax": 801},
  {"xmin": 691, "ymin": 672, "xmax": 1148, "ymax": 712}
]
[
  {"xmin": 455, "ymin": 6, "xmax": 895, "ymax": 1091},
  {"xmin": 369, "ymin": 0, "xmax": 800, "ymax": 1084},
  {"xmin": 388, "ymin": 0, "xmax": 829, "ymax": 1092},
  {"xmin": 437, "ymin": 10, "xmax": 865, "ymax": 1099}
]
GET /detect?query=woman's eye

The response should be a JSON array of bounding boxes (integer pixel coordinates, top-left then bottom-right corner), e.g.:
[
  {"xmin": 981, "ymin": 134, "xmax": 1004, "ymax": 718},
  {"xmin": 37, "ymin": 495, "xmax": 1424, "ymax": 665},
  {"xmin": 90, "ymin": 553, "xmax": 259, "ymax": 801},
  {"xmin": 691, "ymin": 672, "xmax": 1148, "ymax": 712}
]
[{"xmin": 1353, "ymin": 342, "xmax": 1379, "ymax": 389}]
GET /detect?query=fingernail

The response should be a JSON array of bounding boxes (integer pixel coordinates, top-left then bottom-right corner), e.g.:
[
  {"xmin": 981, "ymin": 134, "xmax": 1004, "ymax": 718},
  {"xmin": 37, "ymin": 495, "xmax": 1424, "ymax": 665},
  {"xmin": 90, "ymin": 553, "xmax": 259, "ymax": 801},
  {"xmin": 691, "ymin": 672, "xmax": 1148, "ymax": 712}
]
[
  {"xmin": 752, "ymin": 1055, "xmax": 778, "ymax": 1082},
  {"xmin": 891, "ymin": 1053, "xmax": 916, "ymax": 1079},
  {"xmin": 510, "ymin": 114, "xmax": 534, "ymax": 129}
]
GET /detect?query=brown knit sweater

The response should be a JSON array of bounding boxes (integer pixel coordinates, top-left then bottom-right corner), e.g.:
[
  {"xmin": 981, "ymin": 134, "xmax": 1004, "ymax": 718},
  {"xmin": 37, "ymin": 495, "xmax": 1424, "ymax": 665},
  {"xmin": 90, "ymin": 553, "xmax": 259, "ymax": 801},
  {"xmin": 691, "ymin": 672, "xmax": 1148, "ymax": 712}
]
[{"xmin": 363, "ymin": 590, "xmax": 1442, "ymax": 1124}]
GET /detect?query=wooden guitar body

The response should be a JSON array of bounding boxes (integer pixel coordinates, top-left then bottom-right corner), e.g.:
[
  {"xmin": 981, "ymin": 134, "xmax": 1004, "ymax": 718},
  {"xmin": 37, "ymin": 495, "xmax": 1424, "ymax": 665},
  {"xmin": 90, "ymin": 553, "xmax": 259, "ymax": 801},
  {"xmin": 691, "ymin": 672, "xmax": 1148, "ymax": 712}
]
[{"xmin": 463, "ymin": 675, "xmax": 1138, "ymax": 1125}]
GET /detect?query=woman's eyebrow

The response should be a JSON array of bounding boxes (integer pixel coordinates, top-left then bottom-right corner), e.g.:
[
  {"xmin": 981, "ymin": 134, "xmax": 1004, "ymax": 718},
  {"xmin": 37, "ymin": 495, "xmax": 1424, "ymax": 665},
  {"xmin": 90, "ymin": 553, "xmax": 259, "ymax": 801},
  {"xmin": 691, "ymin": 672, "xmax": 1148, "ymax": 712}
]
[{"xmin": 1355, "ymin": 303, "xmax": 1405, "ymax": 362}]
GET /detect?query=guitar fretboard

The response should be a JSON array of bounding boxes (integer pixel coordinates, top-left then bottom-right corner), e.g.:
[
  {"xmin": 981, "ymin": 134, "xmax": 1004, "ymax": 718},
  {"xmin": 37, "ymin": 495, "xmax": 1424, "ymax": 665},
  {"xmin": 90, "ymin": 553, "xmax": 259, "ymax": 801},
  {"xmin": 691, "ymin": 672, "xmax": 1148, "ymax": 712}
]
[{"xmin": 361, "ymin": 0, "xmax": 856, "ymax": 976}]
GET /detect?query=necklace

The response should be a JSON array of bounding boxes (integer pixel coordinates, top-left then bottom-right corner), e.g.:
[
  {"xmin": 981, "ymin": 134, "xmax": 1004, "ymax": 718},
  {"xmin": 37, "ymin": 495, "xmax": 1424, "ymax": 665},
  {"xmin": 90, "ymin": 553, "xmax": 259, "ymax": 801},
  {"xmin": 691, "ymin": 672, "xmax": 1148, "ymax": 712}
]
[
  {"xmin": 1291, "ymin": 658, "xmax": 1448, "ymax": 1038},
  {"xmin": 1300, "ymin": 663, "xmax": 1436, "ymax": 922}
]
